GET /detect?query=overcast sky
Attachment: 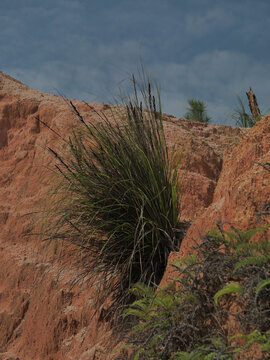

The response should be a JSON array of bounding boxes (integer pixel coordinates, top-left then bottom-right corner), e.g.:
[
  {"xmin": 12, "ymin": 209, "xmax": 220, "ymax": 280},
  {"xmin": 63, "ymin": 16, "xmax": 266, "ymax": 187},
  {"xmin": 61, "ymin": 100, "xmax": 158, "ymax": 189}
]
[{"xmin": 1, "ymin": 0, "xmax": 270, "ymax": 125}]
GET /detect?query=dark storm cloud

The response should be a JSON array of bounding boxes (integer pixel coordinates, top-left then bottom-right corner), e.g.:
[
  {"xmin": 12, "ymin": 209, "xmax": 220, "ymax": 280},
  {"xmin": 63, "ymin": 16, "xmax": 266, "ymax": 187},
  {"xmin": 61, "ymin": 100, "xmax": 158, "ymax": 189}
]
[{"xmin": 1, "ymin": 0, "xmax": 270, "ymax": 124}]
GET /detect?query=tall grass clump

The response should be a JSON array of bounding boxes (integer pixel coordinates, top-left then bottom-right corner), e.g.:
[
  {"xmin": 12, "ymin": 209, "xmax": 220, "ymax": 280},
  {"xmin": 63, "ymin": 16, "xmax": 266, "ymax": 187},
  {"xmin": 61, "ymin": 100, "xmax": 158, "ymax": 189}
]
[
  {"xmin": 42, "ymin": 75, "xmax": 184, "ymax": 309},
  {"xmin": 232, "ymin": 96, "xmax": 257, "ymax": 128}
]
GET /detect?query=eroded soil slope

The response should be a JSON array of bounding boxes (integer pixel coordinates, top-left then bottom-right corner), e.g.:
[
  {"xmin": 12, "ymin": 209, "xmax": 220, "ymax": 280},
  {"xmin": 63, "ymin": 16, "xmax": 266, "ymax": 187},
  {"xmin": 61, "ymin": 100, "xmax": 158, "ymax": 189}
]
[{"xmin": 0, "ymin": 71, "xmax": 255, "ymax": 360}]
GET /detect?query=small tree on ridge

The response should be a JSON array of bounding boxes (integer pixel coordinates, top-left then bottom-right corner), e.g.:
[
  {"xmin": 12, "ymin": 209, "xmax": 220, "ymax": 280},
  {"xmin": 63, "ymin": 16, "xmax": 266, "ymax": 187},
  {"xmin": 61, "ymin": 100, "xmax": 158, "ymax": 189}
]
[{"xmin": 184, "ymin": 98, "xmax": 211, "ymax": 123}]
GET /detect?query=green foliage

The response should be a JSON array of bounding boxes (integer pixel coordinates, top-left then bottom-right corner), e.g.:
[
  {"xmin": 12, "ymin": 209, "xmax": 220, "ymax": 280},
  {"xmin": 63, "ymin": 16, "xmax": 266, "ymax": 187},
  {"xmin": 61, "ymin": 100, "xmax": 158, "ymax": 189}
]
[
  {"xmin": 174, "ymin": 337, "xmax": 233, "ymax": 360},
  {"xmin": 232, "ymin": 96, "xmax": 261, "ymax": 128},
  {"xmin": 214, "ymin": 282, "xmax": 243, "ymax": 306},
  {"xmin": 42, "ymin": 75, "xmax": 184, "ymax": 309},
  {"xmin": 214, "ymin": 224, "xmax": 270, "ymax": 306},
  {"xmin": 233, "ymin": 255, "xmax": 269, "ymax": 271},
  {"xmin": 123, "ymin": 281, "xmax": 190, "ymax": 359},
  {"xmin": 231, "ymin": 330, "xmax": 270, "ymax": 355},
  {"xmin": 120, "ymin": 224, "xmax": 270, "ymax": 359},
  {"xmin": 184, "ymin": 99, "xmax": 211, "ymax": 123},
  {"xmin": 256, "ymin": 278, "xmax": 270, "ymax": 294}
]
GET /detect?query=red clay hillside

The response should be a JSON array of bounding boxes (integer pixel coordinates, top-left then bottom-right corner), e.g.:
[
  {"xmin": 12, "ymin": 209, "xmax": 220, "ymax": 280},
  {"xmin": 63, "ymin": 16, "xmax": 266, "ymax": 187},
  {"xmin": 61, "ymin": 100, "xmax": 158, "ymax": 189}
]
[{"xmin": 0, "ymin": 71, "xmax": 269, "ymax": 360}]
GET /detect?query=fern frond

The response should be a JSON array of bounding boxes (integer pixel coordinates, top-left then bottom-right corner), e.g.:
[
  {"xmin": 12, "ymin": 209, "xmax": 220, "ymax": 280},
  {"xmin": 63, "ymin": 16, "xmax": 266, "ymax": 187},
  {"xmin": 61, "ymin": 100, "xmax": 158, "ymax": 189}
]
[
  {"xmin": 256, "ymin": 278, "xmax": 270, "ymax": 294},
  {"xmin": 239, "ymin": 225, "xmax": 269, "ymax": 241},
  {"xmin": 214, "ymin": 282, "xmax": 243, "ymax": 305},
  {"xmin": 131, "ymin": 282, "xmax": 155, "ymax": 298},
  {"xmin": 233, "ymin": 256, "xmax": 269, "ymax": 272},
  {"xmin": 123, "ymin": 308, "xmax": 147, "ymax": 318}
]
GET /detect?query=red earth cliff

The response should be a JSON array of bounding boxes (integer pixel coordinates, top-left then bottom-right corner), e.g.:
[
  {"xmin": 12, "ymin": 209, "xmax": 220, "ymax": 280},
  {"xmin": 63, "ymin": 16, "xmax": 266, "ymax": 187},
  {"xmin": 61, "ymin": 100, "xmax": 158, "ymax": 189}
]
[{"xmin": 0, "ymin": 71, "xmax": 268, "ymax": 359}]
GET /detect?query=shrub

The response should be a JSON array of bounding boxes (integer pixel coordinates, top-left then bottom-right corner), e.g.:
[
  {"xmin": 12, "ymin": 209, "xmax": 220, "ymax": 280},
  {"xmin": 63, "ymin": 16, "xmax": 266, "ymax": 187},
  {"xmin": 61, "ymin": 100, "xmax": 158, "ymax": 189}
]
[
  {"xmin": 120, "ymin": 223, "xmax": 270, "ymax": 359},
  {"xmin": 42, "ymin": 75, "xmax": 185, "ymax": 310},
  {"xmin": 184, "ymin": 99, "xmax": 211, "ymax": 123}
]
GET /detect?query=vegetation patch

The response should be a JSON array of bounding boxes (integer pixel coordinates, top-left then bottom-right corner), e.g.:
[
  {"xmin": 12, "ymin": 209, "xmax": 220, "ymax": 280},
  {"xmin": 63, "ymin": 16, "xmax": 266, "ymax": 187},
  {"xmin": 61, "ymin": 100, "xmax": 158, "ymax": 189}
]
[
  {"xmin": 184, "ymin": 99, "xmax": 211, "ymax": 123},
  {"xmin": 41, "ymin": 75, "xmax": 187, "ymax": 311},
  {"xmin": 119, "ymin": 223, "xmax": 270, "ymax": 359}
]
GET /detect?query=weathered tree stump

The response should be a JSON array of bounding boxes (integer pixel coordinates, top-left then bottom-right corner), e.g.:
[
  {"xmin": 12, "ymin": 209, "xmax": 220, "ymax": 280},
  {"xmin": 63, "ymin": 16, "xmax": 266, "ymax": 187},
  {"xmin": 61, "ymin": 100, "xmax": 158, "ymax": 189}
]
[{"xmin": 246, "ymin": 87, "xmax": 261, "ymax": 121}]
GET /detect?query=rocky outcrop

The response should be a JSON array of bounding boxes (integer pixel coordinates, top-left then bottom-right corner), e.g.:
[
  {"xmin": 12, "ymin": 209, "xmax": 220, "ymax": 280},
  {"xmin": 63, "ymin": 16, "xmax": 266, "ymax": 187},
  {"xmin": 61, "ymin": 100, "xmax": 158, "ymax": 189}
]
[
  {"xmin": 167, "ymin": 113, "xmax": 270, "ymax": 265},
  {"xmin": 0, "ymin": 71, "xmax": 268, "ymax": 359}
]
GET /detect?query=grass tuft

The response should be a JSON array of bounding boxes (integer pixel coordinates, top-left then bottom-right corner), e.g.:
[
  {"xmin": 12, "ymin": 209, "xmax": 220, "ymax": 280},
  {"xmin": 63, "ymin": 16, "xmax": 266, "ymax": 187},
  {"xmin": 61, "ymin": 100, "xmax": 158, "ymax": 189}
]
[
  {"xmin": 232, "ymin": 96, "xmax": 257, "ymax": 128},
  {"xmin": 42, "ymin": 75, "xmax": 185, "ymax": 310}
]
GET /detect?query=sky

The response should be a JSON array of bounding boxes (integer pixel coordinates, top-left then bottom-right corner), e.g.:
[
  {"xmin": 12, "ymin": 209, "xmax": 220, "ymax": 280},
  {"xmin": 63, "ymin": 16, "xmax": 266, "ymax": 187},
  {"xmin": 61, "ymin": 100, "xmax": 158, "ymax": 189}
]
[{"xmin": 1, "ymin": 0, "xmax": 270, "ymax": 125}]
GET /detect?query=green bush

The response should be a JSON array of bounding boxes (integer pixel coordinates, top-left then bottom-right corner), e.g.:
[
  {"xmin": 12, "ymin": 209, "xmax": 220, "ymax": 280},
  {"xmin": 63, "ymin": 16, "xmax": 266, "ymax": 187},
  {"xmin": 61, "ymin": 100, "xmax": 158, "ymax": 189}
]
[
  {"xmin": 120, "ymin": 223, "xmax": 270, "ymax": 359},
  {"xmin": 42, "ymin": 75, "xmax": 185, "ymax": 309},
  {"xmin": 184, "ymin": 99, "xmax": 211, "ymax": 123}
]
